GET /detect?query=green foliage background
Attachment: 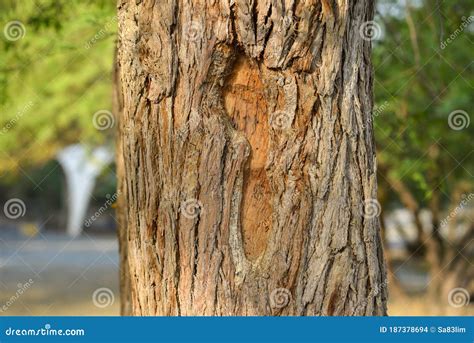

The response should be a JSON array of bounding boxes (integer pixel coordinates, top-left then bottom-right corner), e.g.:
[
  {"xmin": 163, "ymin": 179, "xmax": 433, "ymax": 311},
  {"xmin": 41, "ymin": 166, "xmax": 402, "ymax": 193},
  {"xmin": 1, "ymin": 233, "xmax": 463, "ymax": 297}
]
[
  {"xmin": 0, "ymin": 0, "xmax": 116, "ymax": 174},
  {"xmin": 373, "ymin": 0, "xmax": 473, "ymax": 207},
  {"xmin": 0, "ymin": 0, "xmax": 472, "ymax": 210}
]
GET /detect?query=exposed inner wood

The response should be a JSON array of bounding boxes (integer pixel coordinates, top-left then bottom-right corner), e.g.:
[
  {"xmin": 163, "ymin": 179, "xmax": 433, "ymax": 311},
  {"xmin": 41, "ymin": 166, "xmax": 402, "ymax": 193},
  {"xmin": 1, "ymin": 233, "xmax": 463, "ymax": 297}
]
[{"xmin": 223, "ymin": 55, "xmax": 271, "ymax": 261}]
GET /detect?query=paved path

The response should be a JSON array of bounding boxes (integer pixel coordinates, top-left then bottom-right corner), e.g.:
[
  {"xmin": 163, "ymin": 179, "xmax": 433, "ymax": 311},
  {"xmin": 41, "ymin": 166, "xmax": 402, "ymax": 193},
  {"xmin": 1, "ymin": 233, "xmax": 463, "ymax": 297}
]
[
  {"xmin": 1, "ymin": 230, "xmax": 471, "ymax": 316},
  {"xmin": 0, "ymin": 231, "xmax": 119, "ymax": 315}
]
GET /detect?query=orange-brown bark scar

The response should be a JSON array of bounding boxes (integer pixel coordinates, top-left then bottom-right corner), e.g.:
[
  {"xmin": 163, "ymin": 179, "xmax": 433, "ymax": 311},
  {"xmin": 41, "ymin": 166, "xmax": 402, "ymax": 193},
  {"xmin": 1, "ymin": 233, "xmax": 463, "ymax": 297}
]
[{"xmin": 223, "ymin": 54, "xmax": 271, "ymax": 261}]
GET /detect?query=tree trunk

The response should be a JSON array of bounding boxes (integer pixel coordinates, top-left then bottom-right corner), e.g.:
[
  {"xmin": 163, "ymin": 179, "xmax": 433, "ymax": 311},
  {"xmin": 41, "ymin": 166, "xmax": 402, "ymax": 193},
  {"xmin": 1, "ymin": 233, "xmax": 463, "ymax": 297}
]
[
  {"xmin": 113, "ymin": 47, "xmax": 133, "ymax": 316},
  {"xmin": 116, "ymin": 0, "xmax": 387, "ymax": 316}
]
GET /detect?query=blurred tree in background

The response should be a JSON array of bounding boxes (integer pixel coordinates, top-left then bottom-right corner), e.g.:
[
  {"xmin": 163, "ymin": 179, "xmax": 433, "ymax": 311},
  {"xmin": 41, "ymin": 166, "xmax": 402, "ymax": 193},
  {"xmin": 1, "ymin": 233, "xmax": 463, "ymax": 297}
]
[
  {"xmin": 0, "ymin": 0, "xmax": 117, "ymax": 230},
  {"xmin": 0, "ymin": 0, "xmax": 116, "ymax": 175},
  {"xmin": 374, "ymin": 0, "xmax": 473, "ymax": 310}
]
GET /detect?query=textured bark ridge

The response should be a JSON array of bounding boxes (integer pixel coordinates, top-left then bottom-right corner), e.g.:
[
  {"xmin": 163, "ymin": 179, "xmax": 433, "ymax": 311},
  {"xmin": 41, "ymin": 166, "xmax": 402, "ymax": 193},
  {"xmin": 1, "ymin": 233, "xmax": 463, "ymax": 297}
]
[{"xmin": 116, "ymin": 0, "xmax": 387, "ymax": 315}]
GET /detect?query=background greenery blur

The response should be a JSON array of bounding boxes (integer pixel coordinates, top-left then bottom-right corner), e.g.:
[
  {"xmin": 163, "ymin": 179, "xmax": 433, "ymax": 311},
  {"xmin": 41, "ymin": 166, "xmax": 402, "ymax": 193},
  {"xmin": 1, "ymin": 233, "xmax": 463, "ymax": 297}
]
[
  {"xmin": 0, "ymin": 0, "xmax": 472, "ymax": 315},
  {"xmin": 0, "ymin": 0, "xmax": 116, "ymax": 230}
]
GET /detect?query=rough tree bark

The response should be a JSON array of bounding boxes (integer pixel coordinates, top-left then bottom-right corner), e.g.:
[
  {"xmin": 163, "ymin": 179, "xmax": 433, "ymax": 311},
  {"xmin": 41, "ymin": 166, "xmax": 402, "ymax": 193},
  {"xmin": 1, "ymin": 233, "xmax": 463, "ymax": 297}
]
[
  {"xmin": 113, "ymin": 47, "xmax": 133, "ymax": 315},
  {"xmin": 116, "ymin": 0, "xmax": 387, "ymax": 315}
]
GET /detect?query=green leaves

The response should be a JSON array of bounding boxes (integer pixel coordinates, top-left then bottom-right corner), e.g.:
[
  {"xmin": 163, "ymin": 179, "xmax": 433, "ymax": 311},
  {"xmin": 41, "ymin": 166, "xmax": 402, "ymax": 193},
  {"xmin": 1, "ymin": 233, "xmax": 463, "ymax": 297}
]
[
  {"xmin": 0, "ymin": 0, "xmax": 116, "ymax": 174},
  {"xmin": 374, "ymin": 0, "xmax": 473, "ymax": 206}
]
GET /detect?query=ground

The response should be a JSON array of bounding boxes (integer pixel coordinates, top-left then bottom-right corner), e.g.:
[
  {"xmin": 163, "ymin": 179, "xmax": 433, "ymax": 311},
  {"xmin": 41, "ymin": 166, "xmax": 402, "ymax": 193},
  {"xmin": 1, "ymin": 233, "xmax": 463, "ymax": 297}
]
[
  {"xmin": 0, "ymin": 231, "xmax": 119, "ymax": 315},
  {"xmin": 0, "ymin": 230, "xmax": 471, "ymax": 316}
]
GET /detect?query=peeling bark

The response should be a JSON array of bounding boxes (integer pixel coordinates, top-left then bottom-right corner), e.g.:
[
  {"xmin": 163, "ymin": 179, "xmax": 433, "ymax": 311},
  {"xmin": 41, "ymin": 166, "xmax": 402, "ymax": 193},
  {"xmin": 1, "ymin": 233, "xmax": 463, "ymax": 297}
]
[{"xmin": 116, "ymin": 0, "xmax": 387, "ymax": 316}]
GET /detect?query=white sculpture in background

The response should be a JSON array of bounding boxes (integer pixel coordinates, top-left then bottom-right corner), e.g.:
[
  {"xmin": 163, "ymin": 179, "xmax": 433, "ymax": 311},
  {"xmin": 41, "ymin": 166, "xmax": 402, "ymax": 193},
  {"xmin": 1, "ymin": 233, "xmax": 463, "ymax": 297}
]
[{"xmin": 57, "ymin": 144, "xmax": 114, "ymax": 237}]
